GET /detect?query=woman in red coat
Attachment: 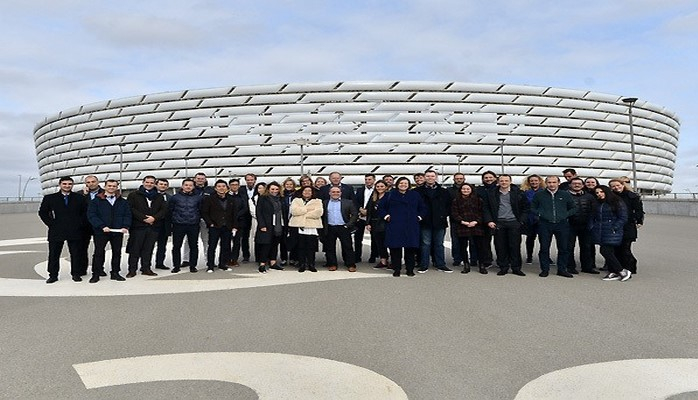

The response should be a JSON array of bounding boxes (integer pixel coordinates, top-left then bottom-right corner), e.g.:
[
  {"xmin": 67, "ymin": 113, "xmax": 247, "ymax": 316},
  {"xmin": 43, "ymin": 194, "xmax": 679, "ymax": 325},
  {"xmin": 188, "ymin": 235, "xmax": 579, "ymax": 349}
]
[{"xmin": 451, "ymin": 183, "xmax": 488, "ymax": 274}]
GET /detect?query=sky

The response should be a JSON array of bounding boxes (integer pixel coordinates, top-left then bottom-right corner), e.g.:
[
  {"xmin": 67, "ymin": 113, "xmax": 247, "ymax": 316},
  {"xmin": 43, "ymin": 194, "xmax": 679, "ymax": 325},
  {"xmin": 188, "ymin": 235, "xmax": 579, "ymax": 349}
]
[{"xmin": 1, "ymin": 0, "xmax": 697, "ymax": 197}]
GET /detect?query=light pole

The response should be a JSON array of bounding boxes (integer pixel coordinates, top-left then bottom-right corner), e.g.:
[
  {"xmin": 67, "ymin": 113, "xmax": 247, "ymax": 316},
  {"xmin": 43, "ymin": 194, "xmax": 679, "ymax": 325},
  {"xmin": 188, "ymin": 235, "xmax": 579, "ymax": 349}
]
[
  {"xmin": 497, "ymin": 138, "xmax": 505, "ymax": 175},
  {"xmin": 622, "ymin": 97, "xmax": 639, "ymax": 192},
  {"xmin": 294, "ymin": 138, "xmax": 312, "ymax": 176},
  {"xmin": 17, "ymin": 175, "xmax": 22, "ymax": 199},
  {"xmin": 118, "ymin": 144, "xmax": 124, "ymax": 186},
  {"xmin": 184, "ymin": 158, "xmax": 189, "ymax": 179},
  {"xmin": 21, "ymin": 177, "xmax": 36, "ymax": 200}
]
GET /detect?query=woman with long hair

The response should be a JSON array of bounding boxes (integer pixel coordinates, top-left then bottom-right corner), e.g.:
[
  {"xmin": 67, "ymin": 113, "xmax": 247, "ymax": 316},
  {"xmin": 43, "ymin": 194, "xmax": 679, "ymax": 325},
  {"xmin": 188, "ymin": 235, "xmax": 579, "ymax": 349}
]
[
  {"xmin": 366, "ymin": 180, "xmax": 390, "ymax": 269},
  {"xmin": 248, "ymin": 182, "xmax": 266, "ymax": 264},
  {"xmin": 289, "ymin": 186, "xmax": 323, "ymax": 273},
  {"xmin": 378, "ymin": 177, "xmax": 427, "ymax": 277},
  {"xmin": 521, "ymin": 174, "xmax": 543, "ymax": 265},
  {"xmin": 584, "ymin": 177, "xmax": 600, "ymax": 195},
  {"xmin": 609, "ymin": 178, "xmax": 644, "ymax": 274},
  {"xmin": 590, "ymin": 185, "xmax": 631, "ymax": 281},
  {"xmin": 451, "ymin": 183, "xmax": 489, "ymax": 274},
  {"xmin": 255, "ymin": 181, "xmax": 284, "ymax": 273}
]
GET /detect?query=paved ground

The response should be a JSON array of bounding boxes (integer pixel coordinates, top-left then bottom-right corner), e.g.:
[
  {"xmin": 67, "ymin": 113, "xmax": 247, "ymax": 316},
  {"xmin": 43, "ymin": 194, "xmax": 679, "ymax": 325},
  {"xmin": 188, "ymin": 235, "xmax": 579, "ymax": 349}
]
[{"xmin": 1, "ymin": 213, "xmax": 697, "ymax": 399}]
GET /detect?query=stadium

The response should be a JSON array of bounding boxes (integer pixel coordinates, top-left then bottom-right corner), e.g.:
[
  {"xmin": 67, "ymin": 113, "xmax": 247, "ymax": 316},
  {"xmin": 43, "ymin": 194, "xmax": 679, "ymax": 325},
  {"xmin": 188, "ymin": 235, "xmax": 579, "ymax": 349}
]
[{"xmin": 34, "ymin": 81, "xmax": 680, "ymax": 194}]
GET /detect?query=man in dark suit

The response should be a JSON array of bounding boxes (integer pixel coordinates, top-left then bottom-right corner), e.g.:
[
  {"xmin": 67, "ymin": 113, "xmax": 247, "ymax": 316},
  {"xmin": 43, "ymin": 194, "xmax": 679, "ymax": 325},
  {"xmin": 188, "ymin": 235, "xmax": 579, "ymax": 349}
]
[
  {"xmin": 353, "ymin": 173, "xmax": 376, "ymax": 263},
  {"xmin": 318, "ymin": 171, "xmax": 355, "ymax": 200},
  {"xmin": 77, "ymin": 175, "xmax": 104, "ymax": 276},
  {"xmin": 227, "ymin": 178, "xmax": 249, "ymax": 267},
  {"xmin": 38, "ymin": 176, "xmax": 87, "ymax": 283},
  {"xmin": 322, "ymin": 186, "xmax": 358, "ymax": 271}
]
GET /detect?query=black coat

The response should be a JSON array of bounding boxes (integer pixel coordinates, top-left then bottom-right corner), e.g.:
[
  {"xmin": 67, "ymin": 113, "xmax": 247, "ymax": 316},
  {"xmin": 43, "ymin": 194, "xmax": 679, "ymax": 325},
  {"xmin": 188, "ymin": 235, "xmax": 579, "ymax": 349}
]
[
  {"xmin": 38, "ymin": 191, "xmax": 88, "ymax": 241},
  {"xmin": 229, "ymin": 191, "xmax": 249, "ymax": 229},
  {"xmin": 201, "ymin": 194, "xmax": 238, "ymax": 229},
  {"xmin": 568, "ymin": 191, "xmax": 595, "ymax": 226},
  {"xmin": 255, "ymin": 195, "xmax": 283, "ymax": 244},
  {"xmin": 127, "ymin": 188, "xmax": 168, "ymax": 229},
  {"xmin": 618, "ymin": 190, "xmax": 644, "ymax": 241},
  {"xmin": 414, "ymin": 184, "xmax": 450, "ymax": 229},
  {"xmin": 322, "ymin": 198, "xmax": 358, "ymax": 229},
  {"xmin": 482, "ymin": 187, "xmax": 529, "ymax": 225}
]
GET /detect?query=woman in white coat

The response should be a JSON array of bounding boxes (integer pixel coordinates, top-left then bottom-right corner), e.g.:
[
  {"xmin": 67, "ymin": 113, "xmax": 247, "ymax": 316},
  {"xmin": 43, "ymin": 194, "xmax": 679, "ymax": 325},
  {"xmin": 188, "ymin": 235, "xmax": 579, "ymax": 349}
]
[{"xmin": 288, "ymin": 186, "xmax": 324, "ymax": 272}]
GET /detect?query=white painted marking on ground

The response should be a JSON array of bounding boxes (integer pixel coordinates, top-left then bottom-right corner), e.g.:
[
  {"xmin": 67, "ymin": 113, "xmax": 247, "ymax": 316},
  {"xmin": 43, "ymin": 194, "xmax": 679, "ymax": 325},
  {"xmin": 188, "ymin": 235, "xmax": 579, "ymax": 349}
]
[
  {"xmin": 0, "ymin": 237, "xmax": 46, "ymax": 247},
  {"xmin": 0, "ymin": 251, "xmax": 40, "ymax": 255},
  {"xmin": 515, "ymin": 358, "xmax": 698, "ymax": 400},
  {"xmin": 74, "ymin": 352, "xmax": 408, "ymax": 399}
]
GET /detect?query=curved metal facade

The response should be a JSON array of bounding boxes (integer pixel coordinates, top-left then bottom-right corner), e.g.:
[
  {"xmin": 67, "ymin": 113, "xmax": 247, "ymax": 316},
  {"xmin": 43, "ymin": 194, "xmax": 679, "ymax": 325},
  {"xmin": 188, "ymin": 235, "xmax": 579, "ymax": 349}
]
[{"xmin": 34, "ymin": 81, "xmax": 680, "ymax": 193}]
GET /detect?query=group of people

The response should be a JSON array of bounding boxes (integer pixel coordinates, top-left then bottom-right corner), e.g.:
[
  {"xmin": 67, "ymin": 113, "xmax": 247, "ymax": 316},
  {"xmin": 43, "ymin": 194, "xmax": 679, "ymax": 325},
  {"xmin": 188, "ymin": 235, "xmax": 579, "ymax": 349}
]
[{"xmin": 38, "ymin": 167, "xmax": 643, "ymax": 284}]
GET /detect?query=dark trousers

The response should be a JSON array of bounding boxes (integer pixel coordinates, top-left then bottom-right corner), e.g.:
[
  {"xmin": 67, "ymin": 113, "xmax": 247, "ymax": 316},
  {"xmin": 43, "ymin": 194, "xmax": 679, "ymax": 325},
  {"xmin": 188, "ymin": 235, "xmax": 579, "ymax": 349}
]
[
  {"xmin": 207, "ymin": 226, "xmax": 232, "ymax": 268},
  {"xmin": 615, "ymin": 239, "xmax": 637, "ymax": 273},
  {"xmin": 127, "ymin": 228, "xmax": 158, "ymax": 273},
  {"xmin": 354, "ymin": 219, "xmax": 376, "ymax": 261},
  {"xmin": 389, "ymin": 247, "xmax": 418, "ymax": 273},
  {"xmin": 325, "ymin": 225, "xmax": 355, "ymax": 267},
  {"xmin": 450, "ymin": 224, "xmax": 462, "ymax": 264},
  {"xmin": 230, "ymin": 229, "xmax": 242, "ymax": 262},
  {"xmin": 525, "ymin": 223, "xmax": 539, "ymax": 261},
  {"xmin": 296, "ymin": 233, "xmax": 319, "ymax": 267},
  {"xmin": 568, "ymin": 223, "xmax": 594, "ymax": 271},
  {"xmin": 370, "ymin": 230, "xmax": 389, "ymax": 260},
  {"xmin": 601, "ymin": 244, "xmax": 623, "ymax": 274},
  {"xmin": 481, "ymin": 229, "xmax": 494, "ymax": 266},
  {"xmin": 92, "ymin": 233, "xmax": 124, "ymax": 275},
  {"xmin": 77, "ymin": 230, "xmax": 92, "ymax": 275},
  {"xmin": 493, "ymin": 220, "xmax": 523, "ymax": 272},
  {"xmin": 538, "ymin": 220, "xmax": 570, "ymax": 273},
  {"xmin": 47, "ymin": 239, "xmax": 82, "ymax": 278},
  {"xmin": 457, "ymin": 235, "xmax": 488, "ymax": 266},
  {"xmin": 240, "ymin": 226, "xmax": 251, "ymax": 260},
  {"xmin": 172, "ymin": 223, "xmax": 200, "ymax": 268},
  {"xmin": 258, "ymin": 235, "xmax": 281, "ymax": 265},
  {"xmin": 155, "ymin": 222, "xmax": 170, "ymax": 267}
]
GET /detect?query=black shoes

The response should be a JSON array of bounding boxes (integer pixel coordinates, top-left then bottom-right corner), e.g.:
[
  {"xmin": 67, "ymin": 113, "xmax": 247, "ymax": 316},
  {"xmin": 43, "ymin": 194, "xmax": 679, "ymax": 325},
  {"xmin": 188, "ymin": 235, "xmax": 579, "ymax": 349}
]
[
  {"xmin": 461, "ymin": 264, "xmax": 471, "ymax": 274},
  {"xmin": 568, "ymin": 269, "xmax": 579, "ymax": 275},
  {"xmin": 308, "ymin": 266, "xmax": 318, "ymax": 273},
  {"xmin": 126, "ymin": 272, "xmax": 137, "ymax": 278},
  {"xmin": 269, "ymin": 264, "xmax": 284, "ymax": 271},
  {"xmin": 539, "ymin": 271, "xmax": 549, "ymax": 277},
  {"xmin": 557, "ymin": 271, "xmax": 574, "ymax": 278},
  {"xmin": 512, "ymin": 270, "xmax": 526, "ymax": 276},
  {"xmin": 181, "ymin": 261, "xmax": 190, "ymax": 268},
  {"xmin": 406, "ymin": 271, "xmax": 415, "ymax": 276},
  {"xmin": 582, "ymin": 269, "xmax": 600, "ymax": 274},
  {"xmin": 497, "ymin": 270, "xmax": 507, "ymax": 276},
  {"xmin": 89, "ymin": 275, "xmax": 99, "ymax": 283},
  {"xmin": 110, "ymin": 273, "xmax": 125, "ymax": 281},
  {"xmin": 393, "ymin": 269, "xmax": 400, "ymax": 277},
  {"xmin": 298, "ymin": 265, "xmax": 306, "ymax": 273},
  {"xmin": 479, "ymin": 266, "xmax": 488, "ymax": 274},
  {"xmin": 155, "ymin": 265, "xmax": 170, "ymax": 270},
  {"xmin": 99, "ymin": 271, "xmax": 108, "ymax": 277},
  {"xmin": 46, "ymin": 276, "xmax": 58, "ymax": 284},
  {"xmin": 258, "ymin": 265, "xmax": 267, "ymax": 274},
  {"xmin": 189, "ymin": 266, "xmax": 198, "ymax": 273},
  {"xmin": 72, "ymin": 275, "xmax": 82, "ymax": 282},
  {"xmin": 171, "ymin": 267, "xmax": 181, "ymax": 273}
]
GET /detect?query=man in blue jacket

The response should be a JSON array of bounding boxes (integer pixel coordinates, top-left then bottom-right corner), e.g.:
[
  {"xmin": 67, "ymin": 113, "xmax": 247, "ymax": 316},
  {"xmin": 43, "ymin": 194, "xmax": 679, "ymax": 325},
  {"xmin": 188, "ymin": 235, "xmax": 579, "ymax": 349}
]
[
  {"xmin": 414, "ymin": 170, "xmax": 452, "ymax": 273},
  {"xmin": 169, "ymin": 179, "xmax": 204, "ymax": 273},
  {"xmin": 87, "ymin": 179, "xmax": 132, "ymax": 283}
]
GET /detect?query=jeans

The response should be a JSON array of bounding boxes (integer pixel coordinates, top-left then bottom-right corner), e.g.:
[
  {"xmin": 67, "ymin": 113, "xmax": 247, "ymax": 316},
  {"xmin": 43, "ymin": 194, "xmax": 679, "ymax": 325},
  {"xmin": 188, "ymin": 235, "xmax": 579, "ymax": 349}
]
[
  {"xmin": 538, "ymin": 220, "xmax": 570, "ymax": 273},
  {"xmin": 420, "ymin": 227, "xmax": 446, "ymax": 269}
]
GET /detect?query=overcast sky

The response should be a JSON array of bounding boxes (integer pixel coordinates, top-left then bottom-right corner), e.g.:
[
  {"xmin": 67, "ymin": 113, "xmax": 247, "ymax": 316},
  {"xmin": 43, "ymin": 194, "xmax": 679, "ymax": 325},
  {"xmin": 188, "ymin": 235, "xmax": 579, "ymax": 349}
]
[{"xmin": 1, "ymin": 0, "xmax": 697, "ymax": 197}]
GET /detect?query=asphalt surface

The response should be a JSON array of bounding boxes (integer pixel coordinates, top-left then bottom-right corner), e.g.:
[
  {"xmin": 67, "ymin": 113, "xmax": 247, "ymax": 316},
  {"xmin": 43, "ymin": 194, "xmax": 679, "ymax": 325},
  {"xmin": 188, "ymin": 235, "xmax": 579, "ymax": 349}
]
[{"xmin": 1, "ymin": 213, "xmax": 697, "ymax": 399}]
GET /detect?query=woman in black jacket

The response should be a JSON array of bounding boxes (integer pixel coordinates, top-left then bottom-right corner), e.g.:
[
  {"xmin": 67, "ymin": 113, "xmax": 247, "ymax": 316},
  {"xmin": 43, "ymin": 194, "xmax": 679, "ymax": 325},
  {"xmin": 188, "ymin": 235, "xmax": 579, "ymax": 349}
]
[
  {"xmin": 255, "ymin": 182, "xmax": 284, "ymax": 273},
  {"xmin": 609, "ymin": 178, "xmax": 644, "ymax": 274},
  {"xmin": 366, "ymin": 180, "xmax": 389, "ymax": 269},
  {"xmin": 590, "ymin": 185, "xmax": 630, "ymax": 282}
]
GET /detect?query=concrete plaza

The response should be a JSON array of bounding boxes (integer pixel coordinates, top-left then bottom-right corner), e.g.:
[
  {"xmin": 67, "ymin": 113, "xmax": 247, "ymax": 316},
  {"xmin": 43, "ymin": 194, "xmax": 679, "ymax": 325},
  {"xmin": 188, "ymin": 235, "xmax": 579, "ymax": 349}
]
[{"xmin": 1, "ymin": 212, "xmax": 697, "ymax": 399}]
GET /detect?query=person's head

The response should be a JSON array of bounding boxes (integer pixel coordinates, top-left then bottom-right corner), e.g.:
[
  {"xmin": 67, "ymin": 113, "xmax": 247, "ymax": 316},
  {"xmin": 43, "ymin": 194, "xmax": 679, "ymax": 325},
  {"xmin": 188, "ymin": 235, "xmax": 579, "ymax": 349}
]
[
  {"xmin": 482, "ymin": 171, "xmax": 498, "ymax": 185},
  {"xmin": 254, "ymin": 182, "xmax": 267, "ymax": 196},
  {"xmin": 194, "ymin": 172, "xmax": 207, "ymax": 187},
  {"xmin": 459, "ymin": 183, "xmax": 475, "ymax": 198},
  {"xmin": 328, "ymin": 172, "xmax": 342, "ymax": 186},
  {"xmin": 526, "ymin": 174, "xmax": 542, "ymax": 190},
  {"xmin": 329, "ymin": 186, "xmax": 342, "ymax": 200},
  {"xmin": 244, "ymin": 173, "xmax": 257, "ymax": 188},
  {"xmin": 282, "ymin": 177, "xmax": 297, "ymax": 193},
  {"xmin": 181, "ymin": 178, "xmax": 195, "ymax": 193},
  {"xmin": 569, "ymin": 177, "xmax": 585, "ymax": 193},
  {"xmin": 156, "ymin": 178, "xmax": 169, "ymax": 192},
  {"xmin": 299, "ymin": 175, "xmax": 313, "ymax": 188},
  {"xmin": 301, "ymin": 186, "xmax": 315, "ymax": 200},
  {"xmin": 413, "ymin": 173, "xmax": 425, "ymax": 186},
  {"xmin": 142, "ymin": 175, "xmax": 156, "ymax": 191},
  {"xmin": 314, "ymin": 177, "xmax": 327, "ymax": 188},
  {"xmin": 84, "ymin": 175, "xmax": 100, "ymax": 191},
  {"xmin": 266, "ymin": 182, "xmax": 281, "ymax": 197},
  {"xmin": 609, "ymin": 179, "xmax": 626, "ymax": 194},
  {"xmin": 395, "ymin": 177, "xmax": 411, "ymax": 192},
  {"xmin": 58, "ymin": 176, "xmax": 74, "ymax": 193},
  {"xmin": 617, "ymin": 176, "xmax": 632, "ymax": 191},
  {"xmin": 373, "ymin": 180, "xmax": 387, "ymax": 197},
  {"xmin": 498, "ymin": 174, "xmax": 512, "ymax": 190},
  {"xmin": 382, "ymin": 175, "xmax": 394, "ymax": 187},
  {"xmin": 545, "ymin": 175, "xmax": 560, "ymax": 192},
  {"xmin": 595, "ymin": 185, "xmax": 620, "ymax": 211},
  {"xmin": 562, "ymin": 168, "xmax": 577, "ymax": 182},
  {"xmin": 214, "ymin": 179, "xmax": 228, "ymax": 195},
  {"xmin": 364, "ymin": 174, "xmax": 376, "ymax": 187},
  {"xmin": 104, "ymin": 179, "xmax": 119, "ymax": 194},
  {"xmin": 584, "ymin": 177, "xmax": 599, "ymax": 191},
  {"xmin": 453, "ymin": 173, "xmax": 465, "ymax": 186},
  {"xmin": 424, "ymin": 170, "xmax": 438, "ymax": 186},
  {"xmin": 228, "ymin": 178, "xmax": 240, "ymax": 193}
]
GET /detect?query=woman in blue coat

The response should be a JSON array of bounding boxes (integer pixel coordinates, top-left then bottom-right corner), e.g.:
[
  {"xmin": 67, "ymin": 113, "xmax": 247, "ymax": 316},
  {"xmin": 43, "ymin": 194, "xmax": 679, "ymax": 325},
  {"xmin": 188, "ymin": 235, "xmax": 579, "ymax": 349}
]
[
  {"xmin": 589, "ymin": 185, "xmax": 630, "ymax": 282},
  {"xmin": 378, "ymin": 177, "xmax": 427, "ymax": 277}
]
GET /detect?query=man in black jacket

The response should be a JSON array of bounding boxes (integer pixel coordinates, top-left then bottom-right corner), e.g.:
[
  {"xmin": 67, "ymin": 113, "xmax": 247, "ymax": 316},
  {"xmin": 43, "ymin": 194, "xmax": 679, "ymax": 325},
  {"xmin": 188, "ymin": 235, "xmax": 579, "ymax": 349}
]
[
  {"xmin": 126, "ymin": 176, "xmax": 168, "ymax": 277},
  {"xmin": 154, "ymin": 178, "xmax": 172, "ymax": 270},
  {"xmin": 38, "ymin": 176, "xmax": 87, "ymax": 283},
  {"xmin": 483, "ymin": 174, "xmax": 529, "ymax": 276},
  {"xmin": 227, "ymin": 178, "xmax": 249, "ymax": 267},
  {"xmin": 322, "ymin": 186, "xmax": 358, "ymax": 271},
  {"xmin": 414, "ymin": 170, "xmax": 452, "ymax": 273},
  {"xmin": 202, "ymin": 180, "xmax": 238, "ymax": 272},
  {"xmin": 353, "ymin": 173, "xmax": 376, "ymax": 263},
  {"xmin": 77, "ymin": 175, "xmax": 104, "ymax": 276},
  {"xmin": 567, "ymin": 177, "xmax": 598, "ymax": 274}
]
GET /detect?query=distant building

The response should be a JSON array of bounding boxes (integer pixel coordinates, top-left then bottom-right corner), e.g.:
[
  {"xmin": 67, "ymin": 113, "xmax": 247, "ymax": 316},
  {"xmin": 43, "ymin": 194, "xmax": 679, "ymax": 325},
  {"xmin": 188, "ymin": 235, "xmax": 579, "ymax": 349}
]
[{"xmin": 34, "ymin": 81, "xmax": 679, "ymax": 194}]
